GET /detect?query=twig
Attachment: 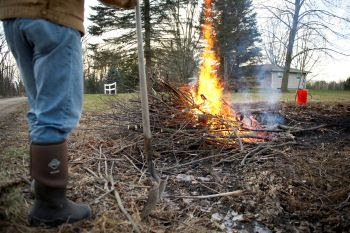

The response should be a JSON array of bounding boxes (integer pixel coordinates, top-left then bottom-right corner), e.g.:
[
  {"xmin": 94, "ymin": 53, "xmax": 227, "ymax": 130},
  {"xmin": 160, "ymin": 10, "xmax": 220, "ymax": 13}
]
[
  {"xmin": 102, "ymin": 146, "xmax": 108, "ymax": 177},
  {"xmin": 162, "ymin": 152, "xmax": 230, "ymax": 171},
  {"xmin": 336, "ymin": 192, "xmax": 350, "ymax": 210},
  {"xmin": 245, "ymin": 147, "xmax": 271, "ymax": 163},
  {"xmin": 123, "ymin": 154, "xmax": 143, "ymax": 173},
  {"xmin": 209, "ymin": 134, "xmax": 271, "ymax": 140},
  {"xmin": 94, "ymin": 158, "xmax": 123, "ymax": 162},
  {"xmin": 289, "ymin": 124, "xmax": 327, "ymax": 133},
  {"xmin": 240, "ymin": 142, "xmax": 298, "ymax": 166},
  {"xmin": 113, "ymin": 189, "xmax": 141, "ymax": 233},
  {"xmin": 242, "ymin": 127, "xmax": 283, "ymax": 133},
  {"xmin": 109, "ymin": 176, "xmax": 141, "ymax": 233},
  {"xmin": 167, "ymin": 190, "xmax": 243, "ymax": 199},
  {"xmin": 232, "ymin": 129, "xmax": 244, "ymax": 152},
  {"xmin": 278, "ymin": 124, "xmax": 297, "ymax": 130},
  {"xmin": 113, "ymin": 142, "xmax": 139, "ymax": 155},
  {"xmin": 92, "ymin": 189, "xmax": 114, "ymax": 204},
  {"xmin": 241, "ymin": 145, "xmax": 266, "ymax": 166},
  {"xmin": 83, "ymin": 167, "xmax": 99, "ymax": 178}
]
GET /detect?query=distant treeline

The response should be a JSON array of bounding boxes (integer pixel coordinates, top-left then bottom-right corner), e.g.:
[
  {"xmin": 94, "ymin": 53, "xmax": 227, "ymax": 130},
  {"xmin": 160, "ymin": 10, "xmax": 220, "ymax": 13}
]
[
  {"xmin": 306, "ymin": 78, "xmax": 350, "ymax": 90},
  {"xmin": 0, "ymin": 33, "xmax": 24, "ymax": 98},
  {"xmin": 0, "ymin": 74, "xmax": 24, "ymax": 97}
]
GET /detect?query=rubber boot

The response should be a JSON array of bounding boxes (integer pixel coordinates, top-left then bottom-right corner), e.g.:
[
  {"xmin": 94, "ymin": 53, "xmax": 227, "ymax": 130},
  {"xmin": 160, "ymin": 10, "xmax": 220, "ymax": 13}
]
[{"xmin": 28, "ymin": 141, "xmax": 91, "ymax": 227}]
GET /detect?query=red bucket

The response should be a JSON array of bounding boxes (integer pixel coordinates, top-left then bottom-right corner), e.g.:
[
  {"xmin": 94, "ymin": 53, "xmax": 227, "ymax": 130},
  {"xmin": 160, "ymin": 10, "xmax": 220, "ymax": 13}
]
[{"xmin": 296, "ymin": 89, "xmax": 308, "ymax": 105}]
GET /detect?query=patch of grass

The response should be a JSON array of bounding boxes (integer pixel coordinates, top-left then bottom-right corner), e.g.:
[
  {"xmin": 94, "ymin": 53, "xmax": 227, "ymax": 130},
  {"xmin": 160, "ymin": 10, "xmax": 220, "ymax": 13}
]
[
  {"xmin": 0, "ymin": 145, "xmax": 28, "ymax": 183},
  {"xmin": 228, "ymin": 89, "xmax": 350, "ymax": 103},
  {"xmin": 0, "ymin": 142, "xmax": 28, "ymax": 228},
  {"xmin": 2, "ymin": 145, "xmax": 27, "ymax": 158},
  {"xmin": 84, "ymin": 90, "xmax": 349, "ymax": 111},
  {"xmin": 0, "ymin": 187, "xmax": 25, "ymax": 220},
  {"xmin": 84, "ymin": 93, "xmax": 137, "ymax": 112},
  {"xmin": 307, "ymin": 90, "xmax": 350, "ymax": 102}
]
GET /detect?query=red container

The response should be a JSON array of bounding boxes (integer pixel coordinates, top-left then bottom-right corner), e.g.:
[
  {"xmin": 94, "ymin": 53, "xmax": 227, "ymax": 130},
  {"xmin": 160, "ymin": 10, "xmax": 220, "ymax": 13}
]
[{"xmin": 296, "ymin": 89, "xmax": 308, "ymax": 105}]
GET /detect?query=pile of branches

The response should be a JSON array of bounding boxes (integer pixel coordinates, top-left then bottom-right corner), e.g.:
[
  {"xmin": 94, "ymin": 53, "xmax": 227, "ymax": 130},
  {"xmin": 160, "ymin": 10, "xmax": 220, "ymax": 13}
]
[
  {"xmin": 70, "ymin": 82, "xmax": 346, "ymax": 232},
  {"xmin": 104, "ymin": 80, "xmax": 325, "ymax": 167}
]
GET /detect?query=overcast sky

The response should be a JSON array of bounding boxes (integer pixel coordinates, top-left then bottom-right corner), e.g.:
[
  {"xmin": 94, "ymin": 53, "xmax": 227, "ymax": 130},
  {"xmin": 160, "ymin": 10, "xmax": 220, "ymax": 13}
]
[
  {"xmin": 253, "ymin": 0, "xmax": 350, "ymax": 82},
  {"xmin": 84, "ymin": 0, "xmax": 350, "ymax": 82}
]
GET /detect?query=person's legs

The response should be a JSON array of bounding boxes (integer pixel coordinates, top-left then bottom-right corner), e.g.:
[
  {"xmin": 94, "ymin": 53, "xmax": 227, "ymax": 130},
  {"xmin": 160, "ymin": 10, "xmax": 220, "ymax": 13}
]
[
  {"xmin": 3, "ymin": 18, "xmax": 83, "ymax": 142},
  {"xmin": 27, "ymin": 19, "xmax": 83, "ymax": 144},
  {"xmin": 3, "ymin": 18, "xmax": 90, "ymax": 227},
  {"xmin": 3, "ymin": 19, "xmax": 37, "ymax": 136}
]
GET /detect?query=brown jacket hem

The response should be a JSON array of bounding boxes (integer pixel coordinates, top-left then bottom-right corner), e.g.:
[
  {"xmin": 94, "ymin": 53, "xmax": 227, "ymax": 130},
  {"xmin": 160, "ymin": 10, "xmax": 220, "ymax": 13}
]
[{"xmin": 0, "ymin": 2, "xmax": 85, "ymax": 35}]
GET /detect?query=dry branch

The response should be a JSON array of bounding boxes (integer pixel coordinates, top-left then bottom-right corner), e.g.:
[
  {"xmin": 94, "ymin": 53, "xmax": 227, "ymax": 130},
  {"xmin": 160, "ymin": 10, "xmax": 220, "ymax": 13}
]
[{"xmin": 167, "ymin": 190, "xmax": 244, "ymax": 199}]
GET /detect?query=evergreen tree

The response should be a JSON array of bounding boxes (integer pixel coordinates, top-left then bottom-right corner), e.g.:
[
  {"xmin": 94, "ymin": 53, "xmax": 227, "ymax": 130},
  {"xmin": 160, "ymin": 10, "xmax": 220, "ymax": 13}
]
[
  {"xmin": 104, "ymin": 65, "xmax": 138, "ymax": 93},
  {"xmin": 344, "ymin": 77, "xmax": 350, "ymax": 91},
  {"xmin": 85, "ymin": 74, "xmax": 101, "ymax": 94},
  {"xmin": 88, "ymin": 1, "xmax": 176, "ymax": 90},
  {"xmin": 214, "ymin": 0, "xmax": 261, "ymax": 88}
]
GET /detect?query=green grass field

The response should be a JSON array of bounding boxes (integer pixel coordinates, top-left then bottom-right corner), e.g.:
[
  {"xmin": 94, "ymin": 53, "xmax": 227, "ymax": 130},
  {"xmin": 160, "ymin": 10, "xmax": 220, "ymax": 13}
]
[
  {"xmin": 229, "ymin": 89, "xmax": 350, "ymax": 103},
  {"xmin": 84, "ymin": 90, "xmax": 350, "ymax": 111},
  {"xmin": 83, "ymin": 93, "xmax": 138, "ymax": 111}
]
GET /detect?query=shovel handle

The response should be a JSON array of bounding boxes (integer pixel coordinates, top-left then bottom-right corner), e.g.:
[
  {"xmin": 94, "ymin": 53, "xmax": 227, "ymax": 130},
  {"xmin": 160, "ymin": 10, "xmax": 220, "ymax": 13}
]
[
  {"xmin": 135, "ymin": 1, "xmax": 151, "ymax": 139},
  {"xmin": 135, "ymin": 1, "xmax": 160, "ymax": 182}
]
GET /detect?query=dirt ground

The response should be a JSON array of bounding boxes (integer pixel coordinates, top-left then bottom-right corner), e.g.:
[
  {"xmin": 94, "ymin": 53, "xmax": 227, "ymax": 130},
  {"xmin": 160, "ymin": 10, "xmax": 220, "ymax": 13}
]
[{"xmin": 0, "ymin": 100, "xmax": 349, "ymax": 233}]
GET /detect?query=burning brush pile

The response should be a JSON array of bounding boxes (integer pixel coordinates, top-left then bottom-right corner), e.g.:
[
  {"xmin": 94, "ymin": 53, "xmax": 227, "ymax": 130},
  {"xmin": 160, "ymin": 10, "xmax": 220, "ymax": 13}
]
[
  {"xmin": 106, "ymin": 79, "xmax": 321, "ymax": 165},
  {"xmin": 97, "ymin": 84, "xmax": 348, "ymax": 232},
  {"xmin": 99, "ymin": 73, "xmax": 347, "ymax": 232},
  {"xmin": 107, "ymin": 0, "xmax": 312, "ymax": 155}
]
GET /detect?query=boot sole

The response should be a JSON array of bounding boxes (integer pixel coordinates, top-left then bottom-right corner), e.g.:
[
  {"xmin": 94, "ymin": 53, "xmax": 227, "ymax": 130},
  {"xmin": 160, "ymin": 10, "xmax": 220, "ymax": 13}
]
[{"xmin": 28, "ymin": 215, "xmax": 84, "ymax": 227}]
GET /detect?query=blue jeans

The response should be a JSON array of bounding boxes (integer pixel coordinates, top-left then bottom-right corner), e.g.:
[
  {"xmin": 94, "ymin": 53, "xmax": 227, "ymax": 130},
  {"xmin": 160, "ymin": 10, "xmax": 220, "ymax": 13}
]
[{"xmin": 3, "ymin": 19, "xmax": 83, "ymax": 144}]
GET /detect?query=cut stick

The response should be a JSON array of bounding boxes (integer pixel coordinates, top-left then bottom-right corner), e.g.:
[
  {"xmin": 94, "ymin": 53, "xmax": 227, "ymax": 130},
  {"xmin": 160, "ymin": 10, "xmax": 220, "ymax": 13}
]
[
  {"xmin": 289, "ymin": 124, "xmax": 327, "ymax": 133},
  {"xmin": 166, "ymin": 190, "xmax": 243, "ymax": 199}
]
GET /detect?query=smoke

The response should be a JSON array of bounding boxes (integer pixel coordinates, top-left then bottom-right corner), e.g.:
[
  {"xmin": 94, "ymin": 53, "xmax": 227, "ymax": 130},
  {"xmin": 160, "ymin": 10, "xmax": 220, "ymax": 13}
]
[
  {"xmin": 256, "ymin": 65, "xmax": 284, "ymax": 126},
  {"xmin": 229, "ymin": 64, "xmax": 285, "ymax": 127},
  {"xmin": 257, "ymin": 112, "xmax": 285, "ymax": 126}
]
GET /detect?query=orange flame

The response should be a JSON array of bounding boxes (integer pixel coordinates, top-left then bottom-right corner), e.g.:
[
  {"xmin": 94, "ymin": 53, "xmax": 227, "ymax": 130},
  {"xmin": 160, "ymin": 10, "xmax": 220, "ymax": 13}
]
[
  {"xmin": 193, "ymin": 0, "xmax": 231, "ymax": 118},
  {"xmin": 191, "ymin": 0, "xmax": 264, "ymax": 143}
]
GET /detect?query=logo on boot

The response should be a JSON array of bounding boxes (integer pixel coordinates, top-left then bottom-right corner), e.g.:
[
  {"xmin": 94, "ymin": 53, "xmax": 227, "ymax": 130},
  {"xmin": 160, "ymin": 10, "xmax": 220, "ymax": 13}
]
[{"xmin": 48, "ymin": 159, "xmax": 61, "ymax": 174}]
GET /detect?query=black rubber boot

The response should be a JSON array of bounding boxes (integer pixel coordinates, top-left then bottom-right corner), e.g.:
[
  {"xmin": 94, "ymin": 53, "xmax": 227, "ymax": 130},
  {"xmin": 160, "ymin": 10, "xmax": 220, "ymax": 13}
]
[
  {"xmin": 28, "ymin": 181, "xmax": 91, "ymax": 227},
  {"xmin": 28, "ymin": 142, "xmax": 91, "ymax": 227}
]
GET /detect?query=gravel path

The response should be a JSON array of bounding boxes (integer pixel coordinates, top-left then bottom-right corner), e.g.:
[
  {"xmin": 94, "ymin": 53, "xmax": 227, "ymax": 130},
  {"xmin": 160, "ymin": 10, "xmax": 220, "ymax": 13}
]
[{"xmin": 0, "ymin": 97, "xmax": 27, "ymax": 119}]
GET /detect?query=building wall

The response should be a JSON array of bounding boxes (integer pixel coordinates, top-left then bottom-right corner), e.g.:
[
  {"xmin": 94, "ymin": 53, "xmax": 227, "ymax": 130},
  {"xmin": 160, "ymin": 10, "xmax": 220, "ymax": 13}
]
[
  {"xmin": 258, "ymin": 71, "xmax": 272, "ymax": 88},
  {"xmin": 271, "ymin": 72, "xmax": 283, "ymax": 88},
  {"xmin": 271, "ymin": 72, "xmax": 306, "ymax": 89}
]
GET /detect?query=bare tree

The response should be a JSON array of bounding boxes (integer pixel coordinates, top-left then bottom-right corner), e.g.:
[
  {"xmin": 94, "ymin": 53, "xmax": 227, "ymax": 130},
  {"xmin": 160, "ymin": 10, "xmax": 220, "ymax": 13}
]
[
  {"xmin": 262, "ymin": 18, "xmax": 288, "ymax": 67},
  {"xmin": 258, "ymin": 0, "xmax": 350, "ymax": 92},
  {"xmin": 0, "ymin": 31, "xmax": 21, "ymax": 97},
  {"xmin": 155, "ymin": 0, "xmax": 201, "ymax": 82}
]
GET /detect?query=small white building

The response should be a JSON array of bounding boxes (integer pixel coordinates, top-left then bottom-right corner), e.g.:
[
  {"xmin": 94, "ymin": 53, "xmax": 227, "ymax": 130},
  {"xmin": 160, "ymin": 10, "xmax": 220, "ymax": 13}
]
[{"xmin": 254, "ymin": 64, "xmax": 309, "ymax": 89}]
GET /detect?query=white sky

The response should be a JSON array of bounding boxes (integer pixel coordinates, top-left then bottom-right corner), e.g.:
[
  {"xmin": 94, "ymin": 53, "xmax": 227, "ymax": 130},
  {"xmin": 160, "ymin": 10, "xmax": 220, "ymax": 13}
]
[
  {"xmin": 84, "ymin": 0, "xmax": 350, "ymax": 82},
  {"xmin": 84, "ymin": 0, "xmax": 99, "ymax": 29},
  {"xmin": 253, "ymin": 0, "xmax": 350, "ymax": 82}
]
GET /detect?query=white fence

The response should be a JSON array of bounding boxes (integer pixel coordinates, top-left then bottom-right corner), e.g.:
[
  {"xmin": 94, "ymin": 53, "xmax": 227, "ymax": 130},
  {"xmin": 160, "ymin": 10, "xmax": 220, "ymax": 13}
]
[{"xmin": 104, "ymin": 82, "xmax": 117, "ymax": 95}]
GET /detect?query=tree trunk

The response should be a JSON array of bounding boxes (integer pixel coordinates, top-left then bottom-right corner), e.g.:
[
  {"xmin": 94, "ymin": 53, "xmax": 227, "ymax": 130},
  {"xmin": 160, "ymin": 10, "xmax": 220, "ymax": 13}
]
[
  {"xmin": 224, "ymin": 56, "xmax": 228, "ymax": 90},
  {"xmin": 143, "ymin": 0, "xmax": 152, "ymax": 93},
  {"xmin": 281, "ymin": 0, "xmax": 302, "ymax": 92}
]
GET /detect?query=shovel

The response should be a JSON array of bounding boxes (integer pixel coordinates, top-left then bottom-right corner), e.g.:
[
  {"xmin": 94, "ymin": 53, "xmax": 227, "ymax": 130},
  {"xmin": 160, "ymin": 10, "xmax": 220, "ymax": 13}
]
[{"xmin": 135, "ymin": 0, "xmax": 167, "ymax": 220}]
